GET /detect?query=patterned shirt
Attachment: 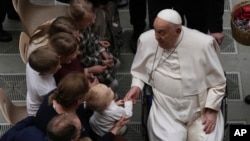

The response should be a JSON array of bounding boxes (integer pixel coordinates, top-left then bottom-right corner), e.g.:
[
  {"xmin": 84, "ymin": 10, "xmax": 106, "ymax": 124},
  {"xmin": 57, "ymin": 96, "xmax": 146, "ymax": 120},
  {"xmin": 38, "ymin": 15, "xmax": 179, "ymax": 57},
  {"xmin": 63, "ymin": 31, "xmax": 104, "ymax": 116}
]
[{"xmin": 79, "ymin": 26, "xmax": 115, "ymax": 84}]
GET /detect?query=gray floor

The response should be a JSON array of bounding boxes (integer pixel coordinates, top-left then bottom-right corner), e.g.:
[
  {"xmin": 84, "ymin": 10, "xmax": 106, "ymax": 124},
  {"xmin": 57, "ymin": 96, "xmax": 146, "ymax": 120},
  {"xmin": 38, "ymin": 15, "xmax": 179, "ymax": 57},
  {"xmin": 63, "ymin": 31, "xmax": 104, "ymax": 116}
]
[{"xmin": 1, "ymin": 0, "xmax": 250, "ymax": 140}]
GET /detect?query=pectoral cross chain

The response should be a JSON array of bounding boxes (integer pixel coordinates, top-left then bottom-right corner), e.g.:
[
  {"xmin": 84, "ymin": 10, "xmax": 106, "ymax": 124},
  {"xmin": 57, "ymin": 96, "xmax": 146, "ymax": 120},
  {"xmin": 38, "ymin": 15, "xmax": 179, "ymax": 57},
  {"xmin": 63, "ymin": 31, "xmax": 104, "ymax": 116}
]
[{"xmin": 148, "ymin": 71, "xmax": 154, "ymax": 83}]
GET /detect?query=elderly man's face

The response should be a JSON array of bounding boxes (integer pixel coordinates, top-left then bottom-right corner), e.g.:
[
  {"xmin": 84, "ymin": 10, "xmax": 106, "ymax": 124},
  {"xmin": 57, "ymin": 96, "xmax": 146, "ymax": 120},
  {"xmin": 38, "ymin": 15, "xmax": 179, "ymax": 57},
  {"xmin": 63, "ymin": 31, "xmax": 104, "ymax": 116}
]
[{"xmin": 153, "ymin": 17, "xmax": 180, "ymax": 50}]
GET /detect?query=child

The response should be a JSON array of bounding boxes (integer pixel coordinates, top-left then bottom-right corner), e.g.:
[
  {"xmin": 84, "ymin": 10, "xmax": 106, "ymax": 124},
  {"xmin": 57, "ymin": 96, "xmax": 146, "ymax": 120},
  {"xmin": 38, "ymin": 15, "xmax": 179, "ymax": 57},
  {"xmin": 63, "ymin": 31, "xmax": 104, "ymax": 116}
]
[
  {"xmin": 26, "ymin": 46, "xmax": 61, "ymax": 116},
  {"xmin": 49, "ymin": 31, "xmax": 92, "ymax": 83},
  {"xmin": 85, "ymin": 84, "xmax": 133, "ymax": 137},
  {"xmin": 28, "ymin": 16, "xmax": 80, "ymax": 60},
  {"xmin": 69, "ymin": 0, "xmax": 120, "ymax": 91},
  {"xmin": 49, "ymin": 32, "xmax": 80, "ymax": 65},
  {"xmin": 28, "ymin": 16, "xmax": 99, "ymax": 85}
]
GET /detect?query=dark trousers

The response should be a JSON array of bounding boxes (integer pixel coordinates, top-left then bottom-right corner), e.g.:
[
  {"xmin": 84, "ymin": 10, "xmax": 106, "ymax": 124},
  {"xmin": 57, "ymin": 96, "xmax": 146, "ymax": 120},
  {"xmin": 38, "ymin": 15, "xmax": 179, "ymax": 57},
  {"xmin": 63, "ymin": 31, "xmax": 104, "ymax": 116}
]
[
  {"xmin": 129, "ymin": 0, "xmax": 176, "ymax": 29},
  {"xmin": 0, "ymin": 0, "xmax": 18, "ymax": 29},
  {"xmin": 129, "ymin": 0, "xmax": 223, "ymax": 34},
  {"xmin": 180, "ymin": 0, "xmax": 208, "ymax": 34},
  {"xmin": 128, "ymin": 0, "xmax": 205, "ymax": 31},
  {"xmin": 129, "ymin": 0, "xmax": 147, "ymax": 31}
]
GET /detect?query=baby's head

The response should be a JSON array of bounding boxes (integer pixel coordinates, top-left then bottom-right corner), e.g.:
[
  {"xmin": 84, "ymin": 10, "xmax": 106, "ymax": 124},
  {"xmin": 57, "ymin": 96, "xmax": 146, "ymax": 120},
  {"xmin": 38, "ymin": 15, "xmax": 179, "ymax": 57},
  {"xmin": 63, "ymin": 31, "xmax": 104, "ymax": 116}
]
[
  {"xmin": 85, "ymin": 84, "xmax": 114, "ymax": 112},
  {"xmin": 28, "ymin": 46, "xmax": 61, "ymax": 75}
]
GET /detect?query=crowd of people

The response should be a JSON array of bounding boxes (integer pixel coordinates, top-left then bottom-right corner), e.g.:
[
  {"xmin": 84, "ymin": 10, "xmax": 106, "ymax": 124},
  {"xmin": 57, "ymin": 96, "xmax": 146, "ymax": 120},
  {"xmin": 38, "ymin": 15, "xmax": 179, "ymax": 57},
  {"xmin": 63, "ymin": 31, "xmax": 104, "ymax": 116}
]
[
  {"xmin": 0, "ymin": 0, "xmax": 229, "ymax": 141},
  {"xmin": 1, "ymin": 0, "xmax": 129, "ymax": 141}
]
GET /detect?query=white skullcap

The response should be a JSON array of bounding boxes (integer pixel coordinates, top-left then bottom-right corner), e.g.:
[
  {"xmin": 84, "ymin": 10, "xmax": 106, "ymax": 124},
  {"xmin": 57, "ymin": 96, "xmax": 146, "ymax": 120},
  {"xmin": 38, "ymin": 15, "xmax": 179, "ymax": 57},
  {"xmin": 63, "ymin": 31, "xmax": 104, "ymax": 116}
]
[{"xmin": 157, "ymin": 9, "xmax": 182, "ymax": 25}]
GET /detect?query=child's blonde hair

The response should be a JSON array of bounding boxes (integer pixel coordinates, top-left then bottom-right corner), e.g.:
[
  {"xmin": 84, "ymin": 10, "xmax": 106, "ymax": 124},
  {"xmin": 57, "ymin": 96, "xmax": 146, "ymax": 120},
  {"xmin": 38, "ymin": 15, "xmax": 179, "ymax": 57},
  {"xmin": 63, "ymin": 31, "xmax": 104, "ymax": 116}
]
[
  {"xmin": 85, "ymin": 84, "xmax": 112, "ymax": 112},
  {"xmin": 28, "ymin": 46, "xmax": 59, "ymax": 73},
  {"xmin": 68, "ymin": 0, "xmax": 94, "ymax": 23}
]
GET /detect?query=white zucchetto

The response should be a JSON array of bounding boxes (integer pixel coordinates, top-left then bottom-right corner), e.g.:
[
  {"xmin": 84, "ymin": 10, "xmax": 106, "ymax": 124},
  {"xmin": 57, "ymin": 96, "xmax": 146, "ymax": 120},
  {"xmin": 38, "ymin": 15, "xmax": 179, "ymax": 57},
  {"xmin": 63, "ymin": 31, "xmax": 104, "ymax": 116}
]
[{"xmin": 157, "ymin": 9, "xmax": 182, "ymax": 25}]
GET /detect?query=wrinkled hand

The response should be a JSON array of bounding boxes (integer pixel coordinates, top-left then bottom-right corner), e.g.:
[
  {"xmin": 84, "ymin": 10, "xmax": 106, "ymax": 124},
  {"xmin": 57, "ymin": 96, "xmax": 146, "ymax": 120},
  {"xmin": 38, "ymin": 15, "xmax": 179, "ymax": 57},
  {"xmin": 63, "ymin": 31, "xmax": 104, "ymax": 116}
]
[
  {"xmin": 202, "ymin": 108, "xmax": 218, "ymax": 134},
  {"xmin": 210, "ymin": 32, "xmax": 224, "ymax": 45},
  {"xmin": 124, "ymin": 87, "xmax": 141, "ymax": 104}
]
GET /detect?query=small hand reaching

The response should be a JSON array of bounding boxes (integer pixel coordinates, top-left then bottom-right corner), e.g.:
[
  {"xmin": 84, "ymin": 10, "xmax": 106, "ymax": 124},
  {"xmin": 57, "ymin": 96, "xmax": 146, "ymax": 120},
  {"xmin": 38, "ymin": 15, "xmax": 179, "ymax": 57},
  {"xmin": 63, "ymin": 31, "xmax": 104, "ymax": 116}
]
[{"xmin": 115, "ymin": 99, "xmax": 124, "ymax": 106}]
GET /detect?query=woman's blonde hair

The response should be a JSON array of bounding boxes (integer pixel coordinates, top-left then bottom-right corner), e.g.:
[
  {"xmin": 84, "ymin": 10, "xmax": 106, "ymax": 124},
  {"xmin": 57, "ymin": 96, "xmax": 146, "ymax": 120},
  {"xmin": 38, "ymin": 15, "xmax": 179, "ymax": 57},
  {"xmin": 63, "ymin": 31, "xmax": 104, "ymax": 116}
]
[
  {"xmin": 49, "ymin": 71, "xmax": 89, "ymax": 109},
  {"xmin": 85, "ymin": 84, "xmax": 111, "ymax": 112}
]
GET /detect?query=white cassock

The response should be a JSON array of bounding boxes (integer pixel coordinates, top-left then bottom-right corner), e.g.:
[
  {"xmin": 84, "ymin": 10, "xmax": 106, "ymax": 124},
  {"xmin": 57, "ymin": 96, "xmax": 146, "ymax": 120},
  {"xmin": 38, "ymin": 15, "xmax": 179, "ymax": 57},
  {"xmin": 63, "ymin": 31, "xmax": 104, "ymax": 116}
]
[{"xmin": 131, "ymin": 27, "xmax": 226, "ymax": 141}]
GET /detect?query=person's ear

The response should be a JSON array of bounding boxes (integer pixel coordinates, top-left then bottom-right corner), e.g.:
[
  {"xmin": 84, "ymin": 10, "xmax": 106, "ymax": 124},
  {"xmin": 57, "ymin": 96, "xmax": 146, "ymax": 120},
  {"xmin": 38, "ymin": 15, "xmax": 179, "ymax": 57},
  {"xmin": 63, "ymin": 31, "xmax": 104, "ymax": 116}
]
[
  {"xmin": 105, "ymin": 100, "xmax": 112, "ymax": 108},
  {"xmin": 176, "ymin": 27, "xmax": 181, "ymax": 34},
  {"xmin": 105, "ymin": 101, "xmax": 109, "ymax": 108}
]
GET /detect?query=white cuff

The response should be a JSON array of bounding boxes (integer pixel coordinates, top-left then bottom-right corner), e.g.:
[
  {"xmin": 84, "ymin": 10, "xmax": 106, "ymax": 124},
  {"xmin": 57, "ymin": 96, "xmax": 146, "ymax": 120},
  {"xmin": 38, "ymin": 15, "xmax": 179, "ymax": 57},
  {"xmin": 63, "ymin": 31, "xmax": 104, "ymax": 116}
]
[{"xmin": 131, "ymin": 77, "xmax": 144, "ymax": 91}]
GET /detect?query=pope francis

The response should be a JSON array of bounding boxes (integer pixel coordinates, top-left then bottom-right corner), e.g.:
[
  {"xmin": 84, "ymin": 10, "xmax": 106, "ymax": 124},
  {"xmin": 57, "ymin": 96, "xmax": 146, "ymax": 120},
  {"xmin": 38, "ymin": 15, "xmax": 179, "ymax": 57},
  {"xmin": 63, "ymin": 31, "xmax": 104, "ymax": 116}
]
[{"xmin": 125, "ymin": 9, "xmax": 226, "ymax": 141}]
